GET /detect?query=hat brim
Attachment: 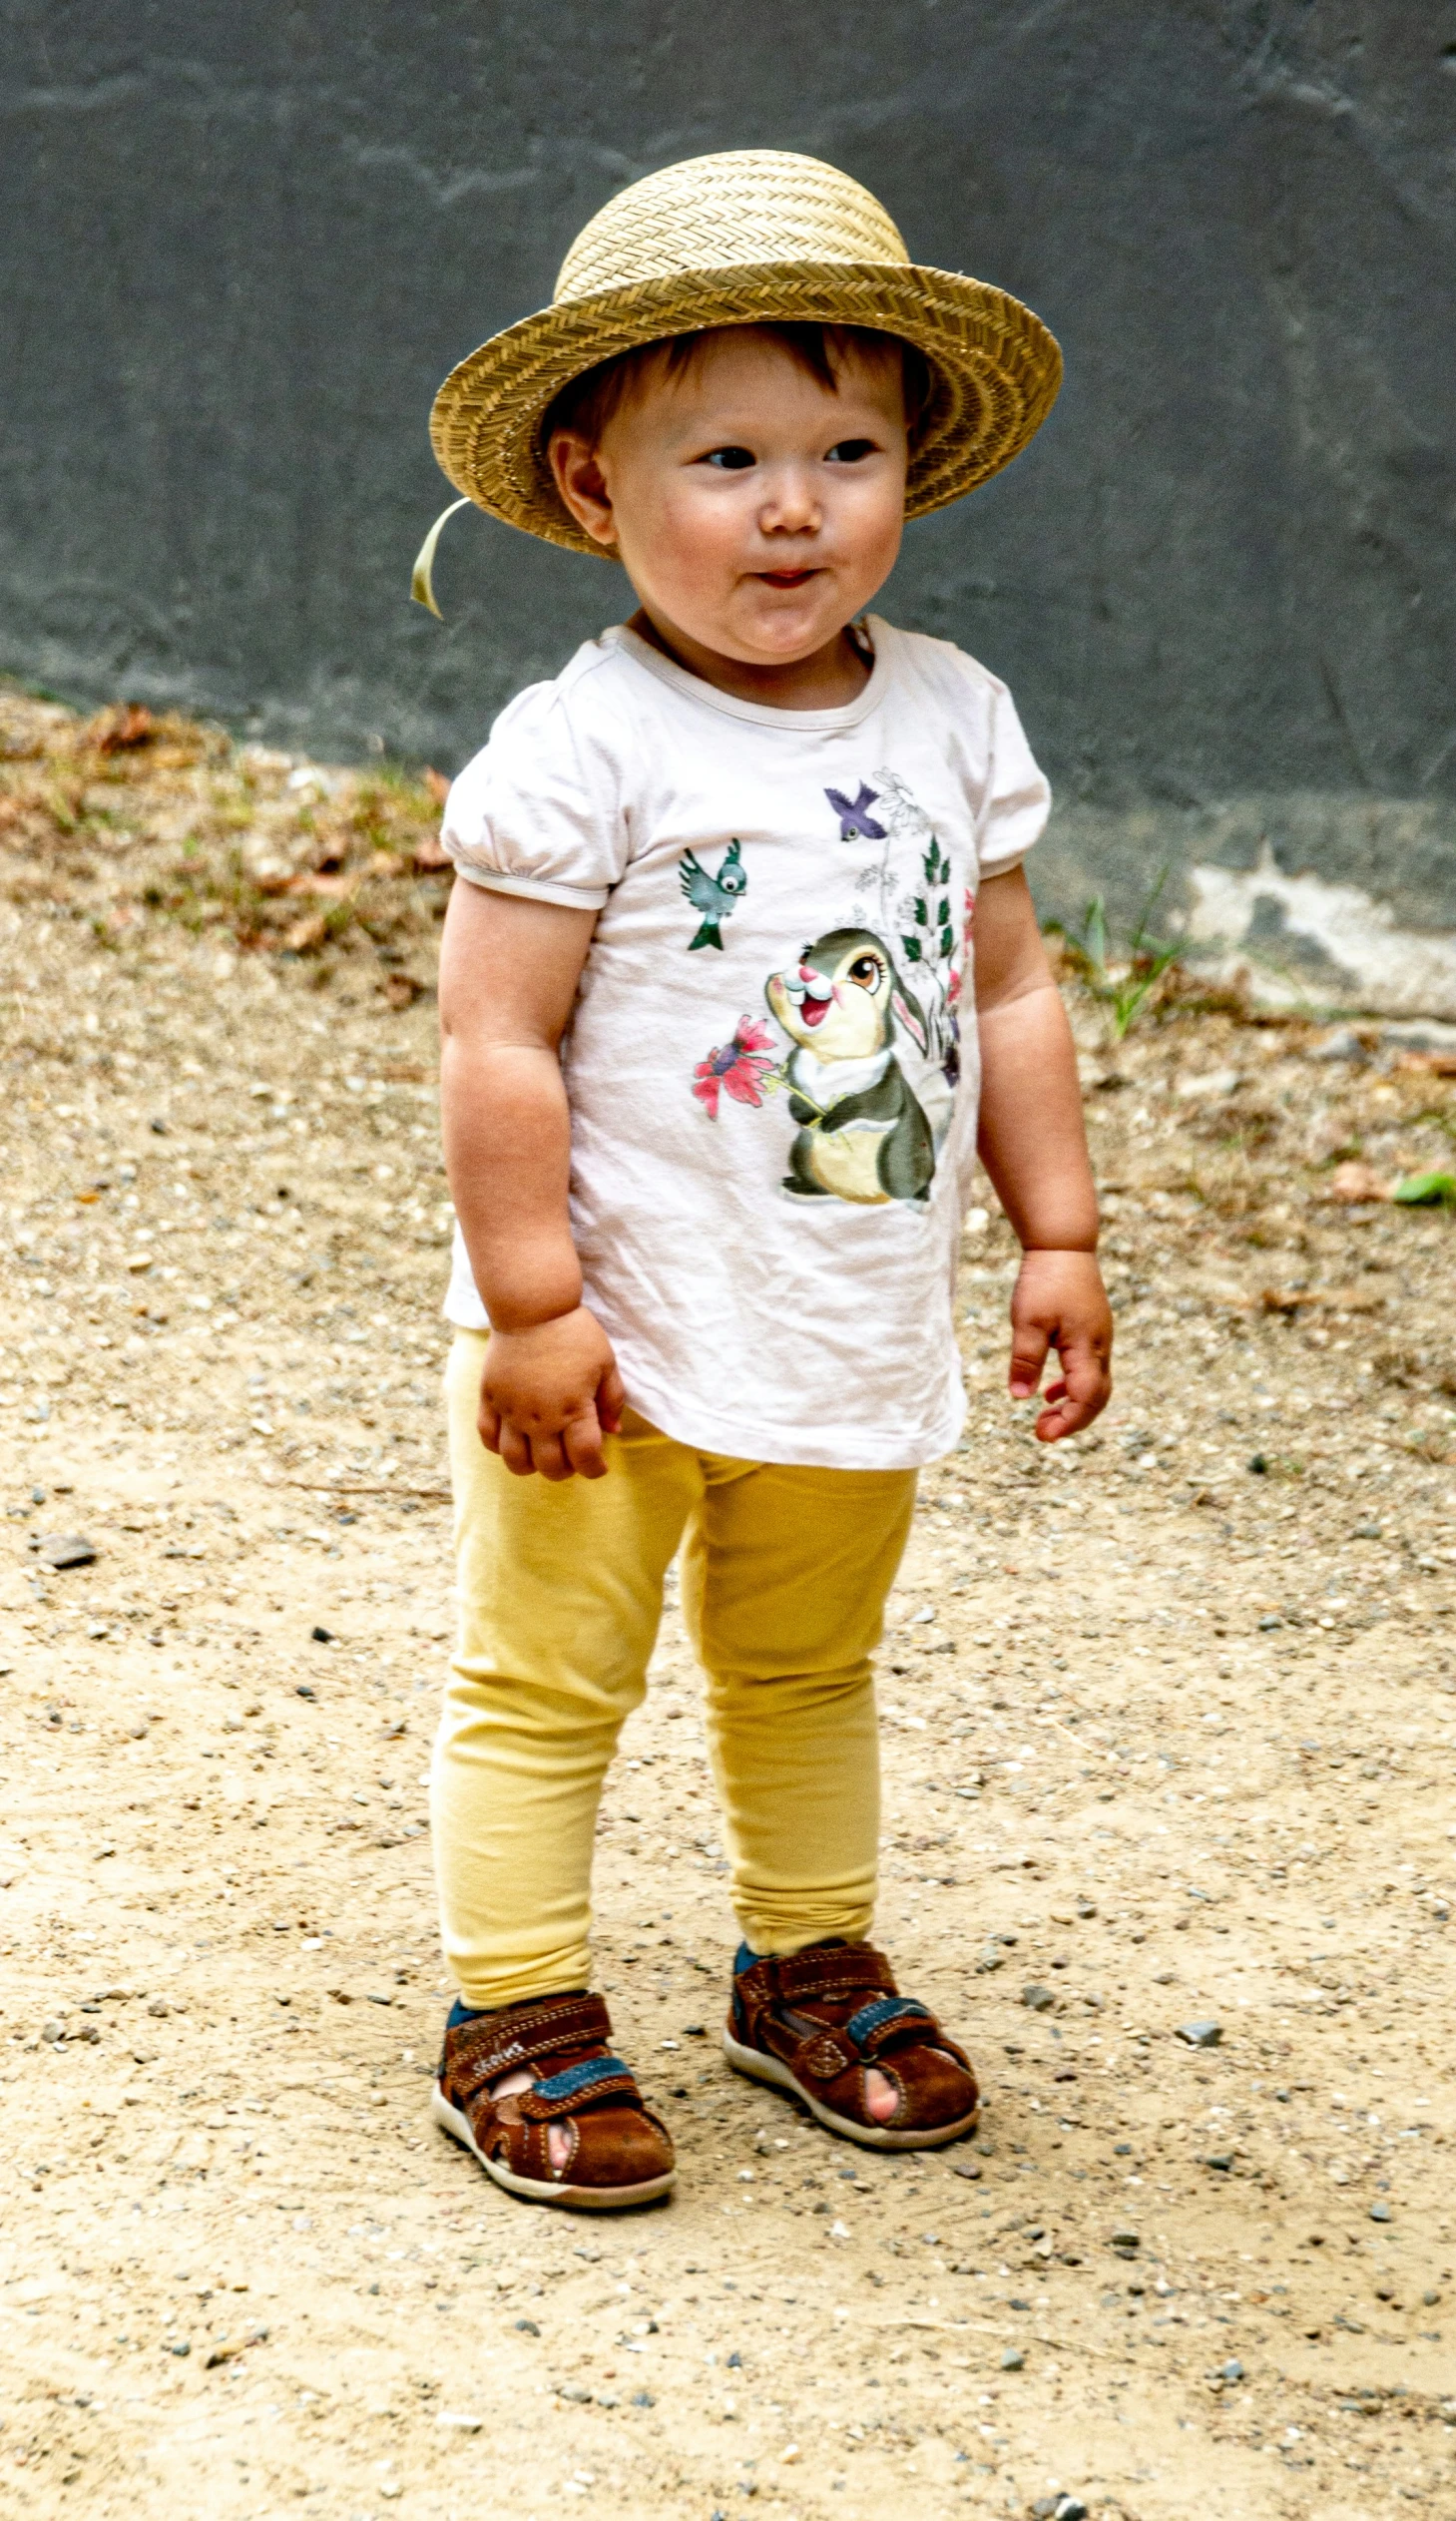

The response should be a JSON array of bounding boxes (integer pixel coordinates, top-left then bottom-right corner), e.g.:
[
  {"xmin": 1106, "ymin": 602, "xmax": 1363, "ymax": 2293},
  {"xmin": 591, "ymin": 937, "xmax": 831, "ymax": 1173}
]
[{"xmin": 429, "ymin": 261, "xmax": 1062, "ymax": 556}]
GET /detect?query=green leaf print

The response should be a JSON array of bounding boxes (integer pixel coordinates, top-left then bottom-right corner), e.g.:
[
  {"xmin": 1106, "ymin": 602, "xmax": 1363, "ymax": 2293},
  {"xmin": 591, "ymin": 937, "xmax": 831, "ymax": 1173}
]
[
  {"xmin": 913, "ymin": 897, "xmax": 928, "ymax": 927},
  {"xmin": 901, "ymin": 934, "xmax": 923, "ymax": 963}
]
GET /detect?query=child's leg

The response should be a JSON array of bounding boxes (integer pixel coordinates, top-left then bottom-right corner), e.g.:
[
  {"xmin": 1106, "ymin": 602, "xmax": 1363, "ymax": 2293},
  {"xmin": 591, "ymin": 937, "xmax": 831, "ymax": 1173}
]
[
  {"xmin": 434, "ymin": 1329, "xmax": 700, "ymax": 2010},
  {"xmin": 684, "ymin": 1460, "xmax": 978, "ymax": 2151},
  {"xmin": 679, "ymin": 1455, "xmax": 916, "ymax": 1954}
]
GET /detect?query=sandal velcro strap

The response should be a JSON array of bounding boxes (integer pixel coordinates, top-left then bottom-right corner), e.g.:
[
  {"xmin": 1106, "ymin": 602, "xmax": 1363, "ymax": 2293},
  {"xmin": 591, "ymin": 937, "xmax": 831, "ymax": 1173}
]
[
  {"xmin": 518, "ymin": 2055, "xmax": 639, "ymax": 2120},
  {"xmin": 845, "ymin": 1995, "xmax": 935, "ymax": 2056},
  {"xmin": 449, "ymin": 1994, "xmax": 614, "ymax": 2099},
  {"xmin": 772, "ymin": 1944, "xmax": 894, "ymax": 2004}
]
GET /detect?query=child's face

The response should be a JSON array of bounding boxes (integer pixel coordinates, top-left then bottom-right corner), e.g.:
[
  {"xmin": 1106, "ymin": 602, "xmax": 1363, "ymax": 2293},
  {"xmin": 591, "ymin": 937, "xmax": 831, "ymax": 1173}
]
[{"xmin": 549, "ymin": 326, "xmax": 909, "ymax": 670}]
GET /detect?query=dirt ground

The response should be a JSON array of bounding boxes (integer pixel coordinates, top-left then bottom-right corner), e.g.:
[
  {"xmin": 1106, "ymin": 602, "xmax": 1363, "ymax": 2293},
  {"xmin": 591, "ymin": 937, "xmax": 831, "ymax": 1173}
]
[{"xmin": 2, "ymin": 690, "xmax": 1454, "ymax": 2521}]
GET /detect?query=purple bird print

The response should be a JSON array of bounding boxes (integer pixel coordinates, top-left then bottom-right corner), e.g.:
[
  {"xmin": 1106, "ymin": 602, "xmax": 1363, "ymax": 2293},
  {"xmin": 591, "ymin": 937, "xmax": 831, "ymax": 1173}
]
[{"xmin": 824, "ymin": 781, "xmax": 887, "ymax": 842}]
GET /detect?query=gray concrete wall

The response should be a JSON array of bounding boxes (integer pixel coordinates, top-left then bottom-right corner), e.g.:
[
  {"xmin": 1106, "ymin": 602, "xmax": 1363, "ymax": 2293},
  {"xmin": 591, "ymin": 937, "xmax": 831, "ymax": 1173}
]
[{"xmin": 5, "ymin": 3, "xmax": 1455, "ymax": 1006}]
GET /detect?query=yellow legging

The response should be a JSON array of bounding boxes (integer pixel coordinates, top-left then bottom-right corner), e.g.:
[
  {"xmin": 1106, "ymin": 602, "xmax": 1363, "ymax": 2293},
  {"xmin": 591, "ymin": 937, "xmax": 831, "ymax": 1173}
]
[{"xmin": 432, "ymin": 1329, "xmax": 917, "ymax": 2011}]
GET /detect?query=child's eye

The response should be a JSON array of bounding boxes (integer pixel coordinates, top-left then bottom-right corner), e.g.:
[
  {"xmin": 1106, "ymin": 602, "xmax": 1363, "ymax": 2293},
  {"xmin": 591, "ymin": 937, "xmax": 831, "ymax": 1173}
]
[
  {"xmin": 825, "ymin": 439, "xmax": 878, "ymax": 464},
  {"xmin": 702, "ymin": 446, "xmax": 756, "ymax": 471}
]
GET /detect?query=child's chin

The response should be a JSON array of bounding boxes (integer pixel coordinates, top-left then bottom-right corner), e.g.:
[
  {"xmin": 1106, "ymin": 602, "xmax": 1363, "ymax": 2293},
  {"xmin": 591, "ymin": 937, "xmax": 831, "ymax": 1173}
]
[{"xmin": 738, "ymin": 611, "xmax": 833, "ymax": 657}]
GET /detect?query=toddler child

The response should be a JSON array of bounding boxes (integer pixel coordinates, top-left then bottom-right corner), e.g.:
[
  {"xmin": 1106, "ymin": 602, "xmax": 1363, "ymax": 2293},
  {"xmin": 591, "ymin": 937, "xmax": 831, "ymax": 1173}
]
[{"xmin": 418, "ymin": 151, "xmax": 1112, "ymax": 2208}]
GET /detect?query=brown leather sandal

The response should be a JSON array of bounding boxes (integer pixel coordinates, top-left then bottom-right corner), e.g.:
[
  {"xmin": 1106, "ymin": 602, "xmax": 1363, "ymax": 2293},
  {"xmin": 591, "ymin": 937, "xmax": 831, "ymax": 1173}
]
[
  {"xmin": 723, "ymin": 1940, "xmax": 979, "ymax": 2150},
  {"xmin": 431, "ymin": 1991, "xmax": 676, "ymax": 2210}
]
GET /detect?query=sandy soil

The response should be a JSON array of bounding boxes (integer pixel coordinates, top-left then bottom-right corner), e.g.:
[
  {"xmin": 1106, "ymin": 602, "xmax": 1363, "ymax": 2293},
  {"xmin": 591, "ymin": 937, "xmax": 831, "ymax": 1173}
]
[{"xmin": 1, "ymin": 692, "xmax": 1454, "ymax": 2521}]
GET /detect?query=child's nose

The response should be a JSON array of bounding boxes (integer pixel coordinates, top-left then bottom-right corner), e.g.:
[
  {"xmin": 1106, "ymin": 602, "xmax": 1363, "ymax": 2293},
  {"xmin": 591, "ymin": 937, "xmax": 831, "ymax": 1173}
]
[{"xmin": 761, "ymin": 463, "xmax": 820, "ymax": 530}]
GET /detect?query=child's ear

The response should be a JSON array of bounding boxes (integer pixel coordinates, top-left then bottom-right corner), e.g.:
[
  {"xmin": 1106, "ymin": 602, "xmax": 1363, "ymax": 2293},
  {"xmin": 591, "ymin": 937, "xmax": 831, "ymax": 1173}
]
[{"xmin": 548, "ymin": 429, "xmax": 618, "ymax": 549}]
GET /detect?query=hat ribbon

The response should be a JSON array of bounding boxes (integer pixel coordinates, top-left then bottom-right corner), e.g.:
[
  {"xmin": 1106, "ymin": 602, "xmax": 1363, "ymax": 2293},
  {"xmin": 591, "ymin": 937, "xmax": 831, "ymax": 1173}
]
[{"xmin": 409, "ymin": 497, "xmax": 473, "ymax": 619}]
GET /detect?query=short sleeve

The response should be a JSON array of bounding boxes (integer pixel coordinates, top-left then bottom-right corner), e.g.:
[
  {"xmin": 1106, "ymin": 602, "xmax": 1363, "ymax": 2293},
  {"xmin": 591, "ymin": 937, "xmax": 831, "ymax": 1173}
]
[
  {"xmin": 440, "ymin": 668, "xmax": 629, "ymax": 911},
  {"xmin": 975, "ymin": 676, "xmax": 1051, "ymax": 879}
]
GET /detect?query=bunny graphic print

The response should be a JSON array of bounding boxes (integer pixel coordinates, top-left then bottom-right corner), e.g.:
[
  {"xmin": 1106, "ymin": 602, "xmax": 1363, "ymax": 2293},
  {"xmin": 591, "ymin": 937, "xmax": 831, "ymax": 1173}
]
[
  {"xmin": 690, "ymin": 766, "xmax": 971, "ymax": 1210},
  {"xmin": 439, "ymin": 617, "xmax": 1050, "ymax": 1469}
]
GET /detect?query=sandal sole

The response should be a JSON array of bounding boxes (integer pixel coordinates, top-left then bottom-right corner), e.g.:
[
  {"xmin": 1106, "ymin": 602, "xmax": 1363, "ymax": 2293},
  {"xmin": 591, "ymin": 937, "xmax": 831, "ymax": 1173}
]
[
  {"xmin": 722, "ymin": 2027, "xmax": 979, "ymax": 2152},
  {"xmin": 430, "ymin": 2084, "xmax": 676, "ymax": 2211}
]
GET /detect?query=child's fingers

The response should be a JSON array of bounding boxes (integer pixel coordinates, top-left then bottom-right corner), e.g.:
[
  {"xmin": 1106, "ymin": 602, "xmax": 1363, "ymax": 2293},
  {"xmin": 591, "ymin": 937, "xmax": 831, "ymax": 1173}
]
[
  {"xmin": 1008, "ymin": 1318, "xmax": 1051, "ymax": 1400},
  {"xmin": 1034, "ymin": 1334, "xmax": 1112, "ymax": 1441},
  {"xmin": 477, "ymin": 1398, "xmax": 503, "ymax": 1455},
  {"xmin": 530, "ymin": 1429, "xmax": 573, "ymax": 1483},
  {"xmin": 563, "ymin": 1407, "xmax": 609, "ymax": 1480},
  {"xmin": 498, "ymin": 1419, "xmax": 538, "ymax": 1478},
  {"xmin": 597, "ymin": 1360, "xmax": 627, "ymax": 1436}
]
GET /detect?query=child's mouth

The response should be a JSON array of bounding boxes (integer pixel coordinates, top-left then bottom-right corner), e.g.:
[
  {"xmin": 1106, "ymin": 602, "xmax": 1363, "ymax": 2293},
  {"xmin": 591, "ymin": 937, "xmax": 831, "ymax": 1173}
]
[{"xmin": 758, "ymin": 569, "xmax": 815, "ymax": 589}]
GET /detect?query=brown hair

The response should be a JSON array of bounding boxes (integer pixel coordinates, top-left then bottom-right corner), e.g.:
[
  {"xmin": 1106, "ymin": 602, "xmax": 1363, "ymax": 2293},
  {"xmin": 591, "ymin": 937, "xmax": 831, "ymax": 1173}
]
[{"xmin": 542, "ymin": 320, "xmax": 933, "ymax": 452}]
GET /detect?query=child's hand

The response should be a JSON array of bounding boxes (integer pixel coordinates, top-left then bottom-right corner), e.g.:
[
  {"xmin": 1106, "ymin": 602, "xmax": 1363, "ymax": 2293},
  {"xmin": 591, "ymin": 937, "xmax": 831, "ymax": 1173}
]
[
  {"xmin": 1007, "ymin": 1249, "xmax": 1113, "ymax": 1442},
  {"xmin": 478, "ymin": 1307, "xmax": 626, "ymax": 1481}
]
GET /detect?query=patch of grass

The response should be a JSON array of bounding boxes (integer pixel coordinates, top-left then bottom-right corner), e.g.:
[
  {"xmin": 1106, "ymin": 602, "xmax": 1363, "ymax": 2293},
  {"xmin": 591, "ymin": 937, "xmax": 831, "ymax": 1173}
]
[
  {"xmin": 0, "ymin": 687, "xmax": 451, "ymax": 970},
  {"xmin": 1047, "ymin": 869, "xmax": 1184, "ymax": 1039}
]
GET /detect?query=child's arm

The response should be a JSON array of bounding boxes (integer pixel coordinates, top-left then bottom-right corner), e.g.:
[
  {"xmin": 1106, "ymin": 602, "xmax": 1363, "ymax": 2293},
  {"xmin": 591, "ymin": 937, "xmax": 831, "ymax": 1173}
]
[
  {"xmin": 439, "ymin": 879, "xmax": 624, "ymax": 1480},
  {"xmin": 973, "ymin": 864, "xmax": 1113, "ymax": 1442}
]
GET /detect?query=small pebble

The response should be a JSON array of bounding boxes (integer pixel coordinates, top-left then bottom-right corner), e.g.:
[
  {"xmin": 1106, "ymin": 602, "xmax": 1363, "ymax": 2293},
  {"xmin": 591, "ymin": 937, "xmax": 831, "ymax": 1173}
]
[
  {"xmin": 310, "ymin": 1625, "xmax": 335, "ymax": 1644},
  {"xmin": 1021, "ymin": 1984, "xmax": 1054, "ymax": 2012},
  {"xmin": 1222, "ymin": 2358, "xmax": 1244, "ymax": 2382},
  {"xmin": 1312, "ymin": 1026, "xmax": 1367, "ymax": 1063},
  {"xmin": 39, "ymin": 1533, "xmax": 97, "ymax": 1569},
  {"xmin": 1369, "ymin": 2202, "xmax": 1393, "ymax": 2224},
  {"xmin": 514, "ymin": 2318, "xmax": 540, "ymax": 2335},
  {"xmin": 1204, "ymin": 2151, "xmax": 1233, "ymax": 2172},
  {"xmin": 1177, "ymin": 2020, "xmax": 1222, "ymax": 2049},
  {"xmin": 435, "ymin": 2411, "xmax": 483, "ymax": 2431},
  {"xmin": 1000, "ymin": 2346, "xmax": 1025, "ymax": 2371}
]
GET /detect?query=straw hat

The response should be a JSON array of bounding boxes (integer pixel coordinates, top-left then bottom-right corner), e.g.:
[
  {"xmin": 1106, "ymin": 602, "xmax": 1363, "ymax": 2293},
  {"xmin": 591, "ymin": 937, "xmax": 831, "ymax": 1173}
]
[{"xmin": 423, "ymin": 149, "xmax": 1061, "ymax": 565}]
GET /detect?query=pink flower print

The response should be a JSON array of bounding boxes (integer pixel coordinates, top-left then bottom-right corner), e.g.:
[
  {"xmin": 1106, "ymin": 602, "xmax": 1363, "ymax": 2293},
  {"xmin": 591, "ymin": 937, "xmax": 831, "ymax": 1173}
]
[
  {"xmin": 692, "ymin": 1015, "xmax": 776, "ymax": 1119},
  {"xmin": 947, "ymin": 885, "xmax": 976, "ymax": 1007}
]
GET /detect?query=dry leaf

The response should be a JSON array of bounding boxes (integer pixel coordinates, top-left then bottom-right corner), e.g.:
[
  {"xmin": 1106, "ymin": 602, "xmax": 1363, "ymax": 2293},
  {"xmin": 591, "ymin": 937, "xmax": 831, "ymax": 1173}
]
[
  {"xmin": 1323, "ymin": 1161, "xmax": 1388, "ymax": 1205},
  {"xmin": 282, "ymin": 912, "xmax": 327, "ymax": 954},
  {"xmin": 411, "ymin": 830, "xmax": 452, "ymax": 873},
  {"xmin": 423, "ymin": 766, "xmax": 451, "ymax": 804},
  {"xmin": 1260, "ymin": 1285, "xmax": 1380, "ymax": 1316},
  {"xmin": 1394, "ymin": 1051, "xmax": 1456, "ymax": 1079},
  {"xmin": 94, "ymin": 703, "xmax": 156, "ymax": 754},
  {"xmin": 282, "ymin": 871, "xmax": 353, "ymax": 900}
]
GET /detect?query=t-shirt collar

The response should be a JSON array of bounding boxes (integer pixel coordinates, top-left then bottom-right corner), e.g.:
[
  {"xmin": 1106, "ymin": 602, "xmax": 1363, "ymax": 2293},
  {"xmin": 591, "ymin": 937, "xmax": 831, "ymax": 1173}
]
[{"xmin": 605, "ymin": 617, "xmax": 888, "ymax": 732}]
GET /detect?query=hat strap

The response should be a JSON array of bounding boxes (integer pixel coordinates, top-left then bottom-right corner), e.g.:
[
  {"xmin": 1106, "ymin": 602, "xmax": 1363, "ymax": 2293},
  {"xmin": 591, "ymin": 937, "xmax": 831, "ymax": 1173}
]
[{"xmin": 409, "ymin": 497, "xmax": 473, "ymax": 619}]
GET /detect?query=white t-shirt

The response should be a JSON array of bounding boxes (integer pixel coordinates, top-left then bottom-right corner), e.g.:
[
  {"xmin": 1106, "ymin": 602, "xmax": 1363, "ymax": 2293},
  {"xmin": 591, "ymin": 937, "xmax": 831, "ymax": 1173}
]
[{"xmin": 441, "ymin": 616, "xmax": 1049, "ymax": 1471}]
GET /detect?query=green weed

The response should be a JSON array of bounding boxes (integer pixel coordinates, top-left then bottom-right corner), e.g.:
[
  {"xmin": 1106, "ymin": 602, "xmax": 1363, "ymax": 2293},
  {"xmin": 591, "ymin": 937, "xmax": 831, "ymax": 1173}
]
[{"xmin": 1048, "ymin": 868, "xmax": 1183, "ymax": 1038}]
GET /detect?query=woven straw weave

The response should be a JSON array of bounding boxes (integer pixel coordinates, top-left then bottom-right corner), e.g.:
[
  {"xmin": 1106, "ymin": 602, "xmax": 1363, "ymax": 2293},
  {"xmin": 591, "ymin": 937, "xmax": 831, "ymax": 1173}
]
[{"xmin": 429, "ymin": 150, "xmax": 1060, "ymax": 555}]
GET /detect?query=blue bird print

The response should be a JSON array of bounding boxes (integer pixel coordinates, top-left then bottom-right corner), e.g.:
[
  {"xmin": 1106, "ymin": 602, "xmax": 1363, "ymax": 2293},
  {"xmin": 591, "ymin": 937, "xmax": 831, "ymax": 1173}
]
[
  {"xmin": 824, "ymin": 781, "xmax": 887, "ymax": 841},
  {"xmin": 679, "ymin": 838, "xmax": 747, "ymax": 950}
]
